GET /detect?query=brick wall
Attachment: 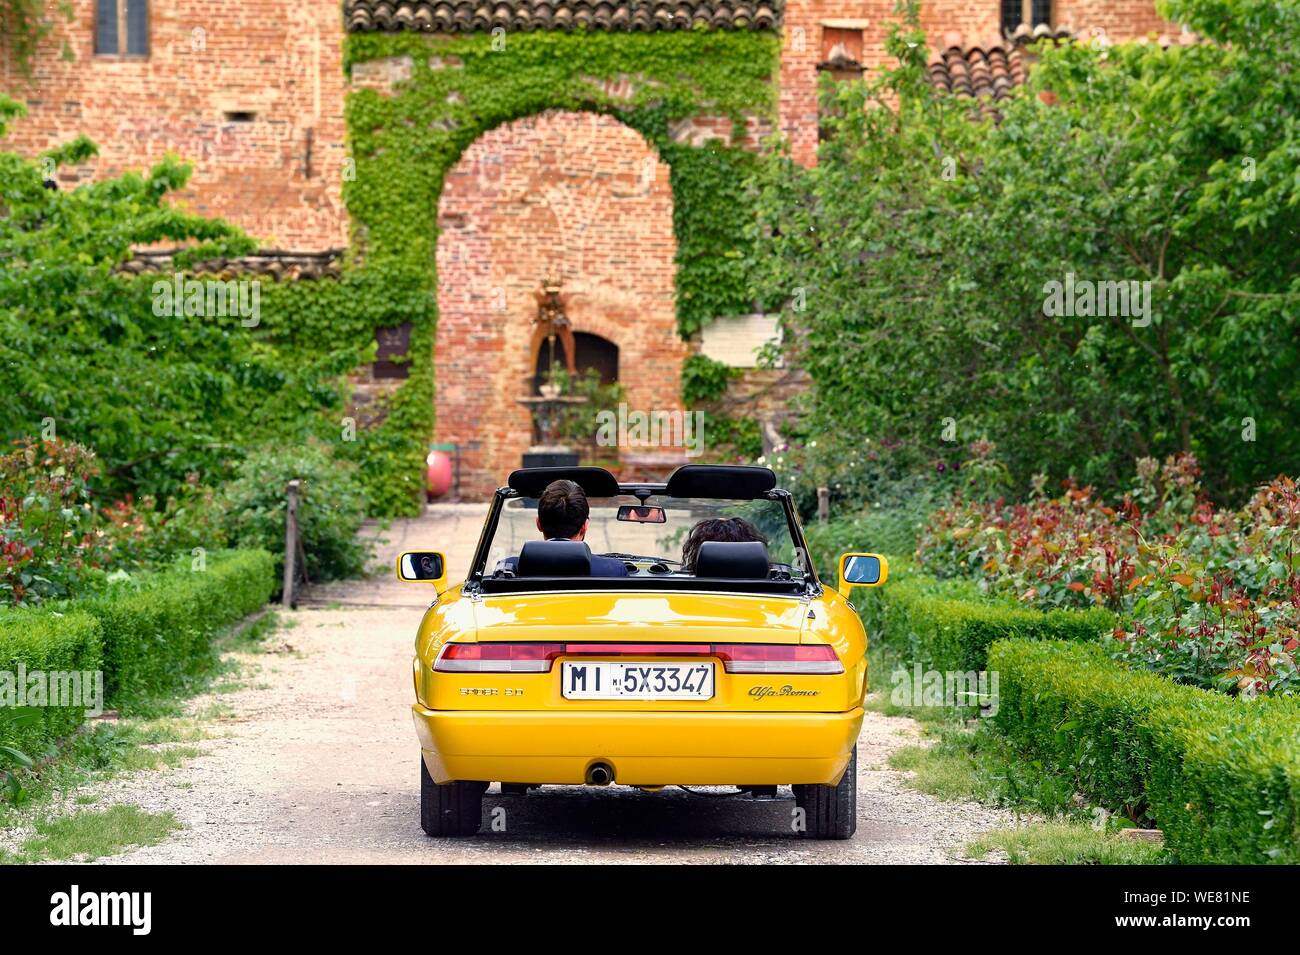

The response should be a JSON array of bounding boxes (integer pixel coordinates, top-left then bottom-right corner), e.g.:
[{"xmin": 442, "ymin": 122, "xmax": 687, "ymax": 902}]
[
  {"xmin": 0, "ymin": 0, "xmax": 347, "ymax": 249},
  {"xmin": 3, "ymin": 3, "xmax": 1180, "ymax": 237},
  {"xmin": 1054, "ymin": 0, "xmax": 1170, "ymax": 39},
  {"xmin": 435, "ymin": 111, "xmax": 685, "ymax": 498},
  {"xmin": 3, "ymin": 2, "xmax": 1178, "ymax": 499},
  {"xmin": 779, "ymin": 0, "xmax": 1172, "ymax": 166}
]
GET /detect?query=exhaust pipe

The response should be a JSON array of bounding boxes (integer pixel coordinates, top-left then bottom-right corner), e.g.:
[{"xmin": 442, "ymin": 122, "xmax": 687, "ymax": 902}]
[{"xmin": 585, "ymin": 762, "xmax": 614, "ymax": 786}]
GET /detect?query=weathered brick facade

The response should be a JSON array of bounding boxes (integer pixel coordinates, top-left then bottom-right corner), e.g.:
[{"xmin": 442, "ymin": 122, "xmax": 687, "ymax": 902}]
[
  {"xmin": 435, "ymin": 111, "xmax": 685, "ymax": 497},
  {"xmin": 778, "ymin": 0, "xmax": 1173, "ymax": 166},
  {"xmin": 2, "ymin": 1, "xmax": 1173, "ymax": 496},
  {"xmin": 0, "ymin": 0, "xmax": 348, "ymax": 249},
  {"xmin": 1, "ymin": 1, "xmax": 1175, "ymax": 247}
]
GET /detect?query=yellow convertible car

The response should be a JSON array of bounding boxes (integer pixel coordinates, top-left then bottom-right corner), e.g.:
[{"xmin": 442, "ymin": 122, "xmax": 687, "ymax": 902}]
[{"xmin": 398, "ymin": 465, "xmax": 886, "ymax": 839}]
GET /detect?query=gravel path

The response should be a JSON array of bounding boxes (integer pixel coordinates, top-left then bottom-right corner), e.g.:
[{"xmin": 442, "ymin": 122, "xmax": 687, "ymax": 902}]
[{"xmin": 68, "ymin": 505, "xmax": 1020, "ymax": 864}]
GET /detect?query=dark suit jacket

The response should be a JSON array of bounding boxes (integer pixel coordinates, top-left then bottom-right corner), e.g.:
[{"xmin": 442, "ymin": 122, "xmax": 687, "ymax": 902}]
[{"xmin": 500, "ymin": 540, "xmax": 629, "ymax": 578}]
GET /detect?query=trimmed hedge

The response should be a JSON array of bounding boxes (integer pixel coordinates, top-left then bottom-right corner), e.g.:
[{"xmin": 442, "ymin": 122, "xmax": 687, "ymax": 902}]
[
  {"xmin": 0, "ymin": 549, "xmax": 273, "ymax": 770},
  {"xmin": 78, "ymin": 549, "xmax": 275, "ymax": 706},
  {"xmin": 0, "ymin": 609, "xmax": 103, "ymax": 758},
  {"xmin": 857, "ymin": 569, "xmax": 1114, "ymax": 672},
  {"xmin": 837, "ymin": 556, "xmax": 1299, "ymax": 862},
  {"xmin": 991, "ymin": 639, "xmax": 1300, "ymax": 864}
]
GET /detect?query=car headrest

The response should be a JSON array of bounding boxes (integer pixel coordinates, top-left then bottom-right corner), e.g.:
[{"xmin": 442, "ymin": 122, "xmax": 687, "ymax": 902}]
[
  {"xmin": 695, "ymin": 541, "xmax": 770, "ymax": 579},
  {"xmin": 517, "ymin": 540, "xmax": 592, "ymax": 577}
]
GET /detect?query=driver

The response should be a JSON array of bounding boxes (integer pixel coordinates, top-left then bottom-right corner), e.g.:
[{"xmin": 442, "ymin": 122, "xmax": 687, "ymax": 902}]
[{"xmin": 502, "ymin": 479, "xmax": 628, "ymax": 578}]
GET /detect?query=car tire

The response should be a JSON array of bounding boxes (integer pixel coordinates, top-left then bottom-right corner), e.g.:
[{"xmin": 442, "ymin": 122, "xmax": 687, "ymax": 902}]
[
  {"xmin": 420, "ymin": 757, "xmax": 487, "ymax": 836},
  {"xmin": 793, "ymin": 745, "xmax": 857, "ymax": 840}
]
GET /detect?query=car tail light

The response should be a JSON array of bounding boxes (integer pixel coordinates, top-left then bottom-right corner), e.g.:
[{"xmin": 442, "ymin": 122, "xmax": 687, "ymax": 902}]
[
  {"xmin": 712, "ymin": 644, "xmax": 844, "ymax": 675},
  {"xmin": 432, "ymin": 642, "xmax": 844, "ymax": 674},
  {"xmin": 433, "ymin": 642, "xmax": 564, "ymax": 673}
]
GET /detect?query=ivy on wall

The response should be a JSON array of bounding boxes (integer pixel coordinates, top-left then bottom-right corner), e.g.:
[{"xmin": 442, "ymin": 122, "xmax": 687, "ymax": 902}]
[
  {"xmin": 251, "ymin": 273, "xmax": 436, "ymax": 518},
  {"xmin": 0, "ymin": 0, "xmax": 72, "ymax": 76},
  {"xmin": 334, "ymin": 28, "xmax": 779, "ymax": 512},
  {"xmin": 343, "ymin": 29, "xmax": 778, "ymax": 289},
  {"xmin": 2, "ymin": 29, "xmax": 778, "ymax": 519}
]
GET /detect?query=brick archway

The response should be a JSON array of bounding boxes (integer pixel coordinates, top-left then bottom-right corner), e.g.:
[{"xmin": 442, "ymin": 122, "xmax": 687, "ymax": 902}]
[{"xmin": 435, "ymin": 110, "xmax": 686, "ymax": 498}]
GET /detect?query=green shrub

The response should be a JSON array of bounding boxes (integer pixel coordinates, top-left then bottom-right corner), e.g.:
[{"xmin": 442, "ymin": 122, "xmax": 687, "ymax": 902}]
[
  {"xmin": 990, "ymin": 639, "xmax": 1300, "ymax": 863},
  {"xmin": 78, "ymin": 549, "xmax": 274, "ymax": 706},
  {"xmin": 219, "ymin": 442, "xmax": 370, "ymax": 584},
  {"xmin": 804, "ymin": 510, "xmax": 931, "ymax": 578},
  {"xmin": 0, "ymin": 609, "xmax": 103, "ymax": 759}
]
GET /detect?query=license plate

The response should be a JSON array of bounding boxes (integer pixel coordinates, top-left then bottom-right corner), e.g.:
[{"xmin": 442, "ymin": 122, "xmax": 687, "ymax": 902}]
[{"xmin": 561, "ymin": 661, "xmax": 715, "ymax": 701}]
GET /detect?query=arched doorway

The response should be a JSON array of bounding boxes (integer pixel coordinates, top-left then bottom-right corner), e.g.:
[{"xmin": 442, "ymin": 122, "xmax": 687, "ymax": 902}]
[
  {"xmin": 434, "ymin": 110, "xmax": 686, "ymax": 498},
  {"xmin": 531, "ymin": 332, "xmax": 619, "ymax": 393}
]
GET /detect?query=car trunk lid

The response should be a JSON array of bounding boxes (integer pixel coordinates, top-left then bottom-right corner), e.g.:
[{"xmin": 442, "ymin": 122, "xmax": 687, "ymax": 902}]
[{"xmin": 470, "ymin": 592, "xmax": 809, "ymax": 644}]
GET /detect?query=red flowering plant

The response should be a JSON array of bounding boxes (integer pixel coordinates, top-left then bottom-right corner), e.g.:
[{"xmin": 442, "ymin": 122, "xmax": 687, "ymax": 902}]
[
  {"xmin": 1121, "ymin": 477, "xmax": 1300, "ymax": 697},
  {"xmin": 915, "ymin": 447, "xmax": 1154, "ymax": 612},
  {"xmin": 0, "ymin": 437, "xmax": 114, "ymax": 605},
  {"xmin": 97, "ymin": 475, "xmax": 229, "ymax": 569},
  {"xmin": 917, "ymin": 453, "xmax": 1300, "ymax": 696},
  {"xmin": 0, "ymin": 437, "xmax": 225, "ymax": 608}
]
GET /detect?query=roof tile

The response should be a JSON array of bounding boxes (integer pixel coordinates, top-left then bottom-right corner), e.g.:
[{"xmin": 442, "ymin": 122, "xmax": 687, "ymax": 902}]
[
  {"xmin": 928, "ymin": 27, "xmax": 1074, "ymax": 106},
  {"xmin": 344, "ymin": 0, "xmax": 781, "ymax": 32}
]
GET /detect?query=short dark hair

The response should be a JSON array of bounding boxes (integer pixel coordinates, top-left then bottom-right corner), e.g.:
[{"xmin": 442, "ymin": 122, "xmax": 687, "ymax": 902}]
[
  {"xmin": 537, "ymin": 480, "xmax": 589, "ymax": 539},
  {"xmin": 681, "ymin": 517, "xmax": 768, "ymax": 574}
]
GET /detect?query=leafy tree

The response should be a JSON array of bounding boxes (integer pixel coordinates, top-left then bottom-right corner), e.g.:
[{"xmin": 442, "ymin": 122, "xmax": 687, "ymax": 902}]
[
  {"xmin": 751, "ymin": 0, "xmax": 1300, "ymax": 501},
  {"xmin": 0, "ymin": 100, "xmax": 368, "ymax": 504}
]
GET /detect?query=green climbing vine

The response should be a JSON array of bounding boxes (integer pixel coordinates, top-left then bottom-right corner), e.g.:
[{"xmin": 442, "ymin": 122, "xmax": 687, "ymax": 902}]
[
  {"xmin": 0, "ymin": 0, "xmax": 72, "ymax": 76},
  {"xmin": 343, "ymin": 29, "xmax": 778, "ymax": 324},
  {"xmin": 333, "ymin": 29, "xmax": 777, "ymax": 509}
]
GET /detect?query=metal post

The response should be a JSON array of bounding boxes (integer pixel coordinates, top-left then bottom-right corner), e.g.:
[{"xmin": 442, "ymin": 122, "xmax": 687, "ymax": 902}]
[{"xmin": 283, "ymin": 479, "xmax": 301, "ymax": 608}]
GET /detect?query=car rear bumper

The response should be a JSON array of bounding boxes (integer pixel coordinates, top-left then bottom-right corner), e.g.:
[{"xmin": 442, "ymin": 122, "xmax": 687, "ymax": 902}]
[{"xmin": 412, "ymin": 704, "xmax": 864, "ymax": 786}]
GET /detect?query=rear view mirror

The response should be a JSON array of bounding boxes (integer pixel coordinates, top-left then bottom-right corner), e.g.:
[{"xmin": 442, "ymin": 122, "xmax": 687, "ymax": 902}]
[
  {"xmin": 397, "ymin": 551, "xmax": 448, "ymax": 590},
  {"xmin": 838, "ymin": 553, "xmax": 888, "ymax": 594},
  {"xmin": 617, "ymin": 504, "xmax": 667, "ymax": 524}
]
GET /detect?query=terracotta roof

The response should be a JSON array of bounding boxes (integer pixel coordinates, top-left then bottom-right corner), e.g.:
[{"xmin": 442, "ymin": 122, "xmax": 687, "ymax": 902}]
[
  {"xmin": 929, "ymin": 25, "xmax": 1199, "ymax": 106},
  {"xmin": 927, "ymin": 26, "xmax": 1073, "ymax": 103},
  {"xmin": 343, "ymin": 0, "xmax": 781, "ymax": 33},
  {"xmin": 117, "ymin": 249, "xmax": 345, "ymax": 280}
]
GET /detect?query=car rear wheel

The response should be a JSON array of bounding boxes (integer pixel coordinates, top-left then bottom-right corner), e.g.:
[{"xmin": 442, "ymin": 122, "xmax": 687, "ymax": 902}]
[
  {"xmin": 420, "ymin": 757, "xmax": 487, "ymax": 836},
  {"xmin": 793, "ymin": 745, "xmax": 857, "ymax": 840}
]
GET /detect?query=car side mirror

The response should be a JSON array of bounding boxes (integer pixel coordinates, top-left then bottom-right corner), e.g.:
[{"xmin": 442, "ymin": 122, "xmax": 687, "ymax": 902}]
[
  {"xmin": 838, "ymin": 553, "xmax": 888, "ymax": 595},
  {"xmin": 397, "ymin": 551, "xmax": 448, "ymax": 591}
]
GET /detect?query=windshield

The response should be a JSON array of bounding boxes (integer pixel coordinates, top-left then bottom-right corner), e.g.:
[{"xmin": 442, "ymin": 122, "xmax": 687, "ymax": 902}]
[{"xmin": 480, "ymin": 494, "xmax": 809, "ymax": 580}]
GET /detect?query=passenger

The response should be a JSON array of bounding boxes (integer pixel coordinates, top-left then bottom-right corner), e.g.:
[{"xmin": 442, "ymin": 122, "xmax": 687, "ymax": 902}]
[
  {"xmin": 503, "ymin": 479, "xmax": 628, "ymax": 577},
  {"xmin": 681, "ymin": 517, "xmax": 768, "ymax": 575}
]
